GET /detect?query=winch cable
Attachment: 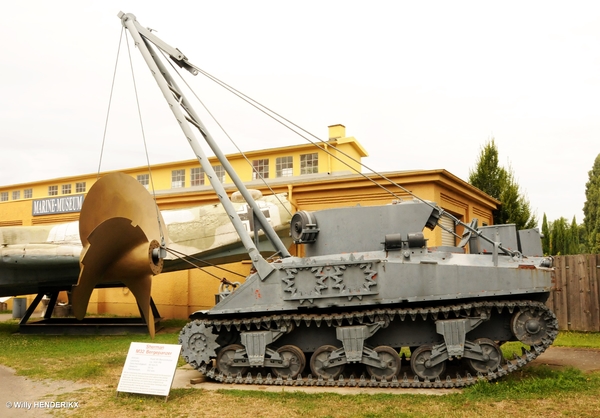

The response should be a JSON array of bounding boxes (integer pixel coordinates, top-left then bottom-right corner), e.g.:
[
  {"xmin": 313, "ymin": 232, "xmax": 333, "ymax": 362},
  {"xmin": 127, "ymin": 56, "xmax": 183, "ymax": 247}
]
[
  {"xmin": 97, "ymin": 27, "xmax": 167, "ymax": 248},
  {"xmin": 164, "ymin": 247, "xmax": 247, "ymax": 280},
  {"xmin": 170, "ymin": 60, "xmax": 489, "ymax": 243},
  {"xmin": 161, "ymin": 51, "xmax": 293, "ymax": 218},
  {"xmin": 124, "ymin": 32, "xmax": 167, "ymax": 248},
  {"xmin": 96, "ymin": 27, "xmax": 124, "ymax": 179},
  {"xmin": 191, "ymin": 65, "xmax": 409, "ymax": 203}
]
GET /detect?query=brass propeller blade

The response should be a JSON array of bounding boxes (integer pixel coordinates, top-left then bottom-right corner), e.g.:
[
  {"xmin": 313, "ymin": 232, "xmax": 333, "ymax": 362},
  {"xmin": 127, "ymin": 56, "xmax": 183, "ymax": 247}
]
[{"xmin": 72, "ymin": 173, "xmax": 168, "ymax": 337}]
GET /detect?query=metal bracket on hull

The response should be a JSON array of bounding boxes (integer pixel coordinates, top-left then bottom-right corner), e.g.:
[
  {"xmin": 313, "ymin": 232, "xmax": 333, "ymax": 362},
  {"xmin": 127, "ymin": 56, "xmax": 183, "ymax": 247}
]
[
  {"xmin": 335, "ymin": 323, "xmax": 383, "ymax": 362},
  {"xmin": 423, "ymin": 317, "xmax": 487, "ymax": 368},
  {"xmin": 435, "ymin": 317, "xmax": 485, "ymax": 357},
  {"xmin": 314, "ymin": 322, "xmax": 388, "ymax": 370},
  {"xmin": 240, "ymin": 329, "xmax": 285, "ymax": 366}
]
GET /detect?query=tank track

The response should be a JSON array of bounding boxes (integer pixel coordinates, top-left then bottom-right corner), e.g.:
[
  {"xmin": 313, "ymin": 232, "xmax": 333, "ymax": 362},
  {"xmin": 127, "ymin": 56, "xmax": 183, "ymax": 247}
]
[{"xmin": 180, "ymin": 300, "xmax": 558, "ymax": 389}]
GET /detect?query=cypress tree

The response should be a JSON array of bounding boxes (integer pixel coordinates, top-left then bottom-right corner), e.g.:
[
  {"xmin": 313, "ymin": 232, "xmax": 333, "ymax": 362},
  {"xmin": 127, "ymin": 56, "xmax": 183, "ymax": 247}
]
[
  {"xmin": 583, "ymin": 154, "xmax": 600, "ymax": 253},
  {"xmin": 541, "ymin": 213, "xmax": 550, "ymax": 255},
  {"xmin": 469, "ymin": 139, "xmax": 537, "ymax": 229}
]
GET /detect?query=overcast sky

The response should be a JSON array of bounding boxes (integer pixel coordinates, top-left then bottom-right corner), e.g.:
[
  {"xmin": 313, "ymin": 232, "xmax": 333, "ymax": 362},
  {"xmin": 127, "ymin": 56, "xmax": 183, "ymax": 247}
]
[{"xmin": 1, "ymin": 1, "xmax": 598, "ymax": 225}]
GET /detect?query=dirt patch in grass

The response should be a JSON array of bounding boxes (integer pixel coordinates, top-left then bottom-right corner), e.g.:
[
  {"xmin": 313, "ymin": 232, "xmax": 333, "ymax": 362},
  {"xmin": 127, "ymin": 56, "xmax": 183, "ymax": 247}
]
[{"xmin": 529, "ymin": 346, "xmax": 600, "ymax": 372}]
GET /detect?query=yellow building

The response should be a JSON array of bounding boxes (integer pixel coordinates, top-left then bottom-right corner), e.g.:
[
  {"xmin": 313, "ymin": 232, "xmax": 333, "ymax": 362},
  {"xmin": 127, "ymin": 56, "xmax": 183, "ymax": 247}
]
[{"xmin": 0, "ymin": 125, "xmax": 499, "ymax": 319}]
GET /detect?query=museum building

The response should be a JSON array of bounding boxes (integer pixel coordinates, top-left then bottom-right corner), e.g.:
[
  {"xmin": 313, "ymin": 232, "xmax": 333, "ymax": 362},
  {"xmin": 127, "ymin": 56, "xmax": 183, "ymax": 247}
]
[{"xmin": 0, "ymin": 125, "xmax": 499, "ymax": 319}]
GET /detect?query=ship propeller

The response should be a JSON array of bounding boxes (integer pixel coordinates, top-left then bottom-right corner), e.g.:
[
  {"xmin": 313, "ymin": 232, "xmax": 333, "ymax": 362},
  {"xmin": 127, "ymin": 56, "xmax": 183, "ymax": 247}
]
[{"xmin": 71, "ymin": 172, "xmax": 168, "ymax": 337}]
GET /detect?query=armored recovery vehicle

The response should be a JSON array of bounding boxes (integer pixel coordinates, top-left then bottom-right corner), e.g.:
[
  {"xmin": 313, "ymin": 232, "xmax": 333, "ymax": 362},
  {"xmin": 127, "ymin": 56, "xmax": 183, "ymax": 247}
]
[{"xmin": 118, "ymin": 12, "xmax": 558, "ymax": 389}]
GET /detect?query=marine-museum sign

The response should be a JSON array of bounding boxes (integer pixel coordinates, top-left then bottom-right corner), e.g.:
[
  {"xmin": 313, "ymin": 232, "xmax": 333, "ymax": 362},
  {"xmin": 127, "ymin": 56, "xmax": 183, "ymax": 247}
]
[{"xmin": 32, "ymin": 194, "xmax": 85, "ymax": 216}]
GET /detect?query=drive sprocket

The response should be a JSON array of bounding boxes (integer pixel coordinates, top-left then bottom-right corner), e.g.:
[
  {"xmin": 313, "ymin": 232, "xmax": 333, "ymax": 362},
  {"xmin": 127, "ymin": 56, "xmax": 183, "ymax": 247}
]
[{"xmin": 179, "ymin": 320, "xmax": 218, "ymax": 368}]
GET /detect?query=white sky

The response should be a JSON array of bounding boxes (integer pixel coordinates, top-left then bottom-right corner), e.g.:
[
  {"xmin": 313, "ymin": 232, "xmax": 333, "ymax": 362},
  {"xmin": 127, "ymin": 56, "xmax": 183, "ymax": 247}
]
[{"xmin": 1, "ymin": 1, "xmax": 598, "ymax": 225}]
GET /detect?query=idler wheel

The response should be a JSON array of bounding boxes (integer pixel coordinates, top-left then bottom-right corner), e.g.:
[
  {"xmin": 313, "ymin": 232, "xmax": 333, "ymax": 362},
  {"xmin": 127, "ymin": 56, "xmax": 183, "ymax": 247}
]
[
  {"xmin": 216, "ymin": 344, "xmax": 248, "ymax": 377},
  {"xmin": 365, "ymin": 346, "xmax": 402, "ymax": 381},
  {"xmin": 465, "ymin": 338, "xmax": 503, "ymax": 375},
  {"xmin": 511, "ymin": 309, "xmax": 548, "ymax": 346},
  {"xmin": 410, "ymin": 345, "xmax": 446, "ymax": 380},
  {"xmin": 272, "ymin": 345, "xmax": 306, "ymax": 379},
  {"xmin": 310, "ymin": 345, "xmax": 345, "ymax": 380}
]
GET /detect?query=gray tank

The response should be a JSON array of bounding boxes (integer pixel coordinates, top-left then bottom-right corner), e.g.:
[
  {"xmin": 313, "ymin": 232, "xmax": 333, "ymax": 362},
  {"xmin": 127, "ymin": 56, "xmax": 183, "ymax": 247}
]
[
  {"xmin": 116, "ymin": 11, "xmax": 558, "ymax": 389},
  {"xmin": 179, "ymin": 199, "xmax": 557, "ymax": 388}
]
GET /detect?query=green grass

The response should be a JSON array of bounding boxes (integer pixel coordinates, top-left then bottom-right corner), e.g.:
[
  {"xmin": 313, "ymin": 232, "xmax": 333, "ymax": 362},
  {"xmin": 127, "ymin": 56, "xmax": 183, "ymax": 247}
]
[
  {"xmin": 0, "ymin": 319, "xmax": 187, "ymax": 381},
  {"xmin": 464, "ymin": 366, "xmax": 600, "ymax": 400},
  {"xmin": 554, "ymin": 331, "xmax": 600, "ymax": 348},
  {"xmin": 0, "ymin": 321, "xmax": 599, "ymax": 418}
]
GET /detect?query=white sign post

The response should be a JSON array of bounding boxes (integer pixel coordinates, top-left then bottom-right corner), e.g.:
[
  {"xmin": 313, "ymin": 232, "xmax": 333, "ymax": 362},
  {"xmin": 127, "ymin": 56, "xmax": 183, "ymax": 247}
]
[{"xmin": 117, "ymin": 342, "xmax": 182, "ymax": 400}]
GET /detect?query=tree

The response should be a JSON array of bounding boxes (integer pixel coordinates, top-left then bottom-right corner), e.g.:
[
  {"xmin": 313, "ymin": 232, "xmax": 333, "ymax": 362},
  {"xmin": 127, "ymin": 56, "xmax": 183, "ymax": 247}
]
[
  {"xmin": 583, "ymin": 153, "xmax": 600, "ymax": 254},
  {"xmin": 569, "ymin": 216, "xmax": 581, "ymax": 254},
  {"xmin": 544, "ymin": 216, "xmax": 583, "ymax": 255},
  {"xmin": 468, "ymin": 139, "xmax": 505, "ymax": 201},
  {"xmin": 469, "ymin": 139, "xmax": 537, "ymax": 230},
  {"xmin": 541, "ymin": 213, "xmax": 550, "ymax": 255}
]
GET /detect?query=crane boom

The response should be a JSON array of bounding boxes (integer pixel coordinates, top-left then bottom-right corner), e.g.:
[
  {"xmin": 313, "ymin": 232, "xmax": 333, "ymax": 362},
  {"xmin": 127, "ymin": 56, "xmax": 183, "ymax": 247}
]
[{"xmin": 118, "ymin": 12, "xmax": 291, "ymax": 279}]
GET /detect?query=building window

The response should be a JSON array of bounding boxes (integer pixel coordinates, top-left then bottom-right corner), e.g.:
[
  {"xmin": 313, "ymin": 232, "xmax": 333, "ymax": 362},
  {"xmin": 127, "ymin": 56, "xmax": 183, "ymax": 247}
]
[
  {"xmin": 276, "ymin": 156, "xmax": 293, "ymax": 177},
  {"xmin": 76, "ymin": 182, "xmax": 86, "ymax": 193},
  {"xmin": 137, "ymin": 174, "xmax": 149, "ymax": 189},
  {"xmin": 190, "ymin": 167, "xmax": 205, "ymax": 186},
  {"xmin": 0, "ymin": 192, "xmax": 8, "ymax": 202},
  {"xmin": 213, "ymin": 165, "xmax": 225, "ymax": 183},
  {"xmin": 62, "ymin": 184, "xmax": 72, "ymax": 195},
  {"xmin": 171, "ymin": 169, "xmax": 185, "ymax": 188},
  {"xmin": 48, "ymin": 185, "xmax": 58, "ymax": 196},
  {"xmin": 24, "ymin": 189, "xmax": 32, "ymax": 199},
  {"xmin": 300, "ymin": 153, "xmax": 318, "ymax": 174},
  {"xmin": 252, "ymin": 159, "xmax": 269, "ymax": 180},
  {"xmin": 439, "ymin": 214, "xmax": 457, "ymax": 247},
  {"xmin": 12, "ymin": 191, "xmax": 20, "ymax": 200}
]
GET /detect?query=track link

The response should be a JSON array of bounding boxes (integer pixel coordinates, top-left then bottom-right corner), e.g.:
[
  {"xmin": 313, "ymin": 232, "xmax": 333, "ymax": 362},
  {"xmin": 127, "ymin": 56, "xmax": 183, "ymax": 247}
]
[{"xmin": 179, "ymin": 300, "xmax": 558, "ymax": 389}]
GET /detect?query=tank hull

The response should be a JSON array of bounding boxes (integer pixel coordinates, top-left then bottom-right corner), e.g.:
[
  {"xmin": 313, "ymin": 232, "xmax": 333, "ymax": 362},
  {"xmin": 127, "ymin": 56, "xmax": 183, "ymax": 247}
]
[{"xmin": 180, "ymin": 246, "xmax": 557, "ymax": 389}]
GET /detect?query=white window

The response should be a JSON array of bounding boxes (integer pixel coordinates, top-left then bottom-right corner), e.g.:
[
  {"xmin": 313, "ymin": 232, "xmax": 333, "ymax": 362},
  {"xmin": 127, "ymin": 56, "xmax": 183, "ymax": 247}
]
[
  {"xmin": 213, "ymin": 165, "xmax": 225, "ymax": 183},
  {"xmin": 171, "ymin": 170, "xmax": 185, "ymax": 188},
  {"xmin": 252, "ymin": 159, "xmax": 269, "ymax": 180},
  {"xmin": 137, "ymin": 174, "xmax": 149, "ymax": 189},
  {"xmin": 439, "ymin": 215, "xmax": 457, "ymax": 247},
  {"xmin": 276, "ymin": 156, "xmax": 293, "ymax": 177},
  {"xmin": 300, "ymin": 153, "xmax": 318, "ymax": 174},
  {"xmin": 190, "ymin": 167, "xmax": 204, "ymax": 186}
]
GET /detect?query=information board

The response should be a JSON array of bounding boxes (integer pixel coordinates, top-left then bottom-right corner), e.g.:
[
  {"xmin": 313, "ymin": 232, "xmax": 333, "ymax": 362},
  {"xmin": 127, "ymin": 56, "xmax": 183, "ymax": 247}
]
[{"xmin": 117, "ymin": 342, "xmax": 182, "ymax": 397}]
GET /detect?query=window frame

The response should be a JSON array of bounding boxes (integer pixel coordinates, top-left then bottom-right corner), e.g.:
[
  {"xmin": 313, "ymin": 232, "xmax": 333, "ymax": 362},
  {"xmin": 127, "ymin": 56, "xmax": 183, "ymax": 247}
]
[
  {"xmin": 276, "ymin": 156, "xmax": 293, "ymax": 177},
  {"xmin": 252, "ymin": 159, "xmax": 270, "ymax": 180},
  {"xmin": 190, "ymin": 167, "xmax": 205, "ymax": 186},
  {"xmin": 137, "ymin": 174, "xmax": 150, "ymax": 189},
  {"xmin": 213, "ymin": 165, "xmax": 226, "ymax": 183},
  {"xmin": 300, "ymin": 153, "xmax": 319, "ymax": 174},
  {"xmin": 171, "ymin": 169, "xmax": 186, "ymax": 189}
]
